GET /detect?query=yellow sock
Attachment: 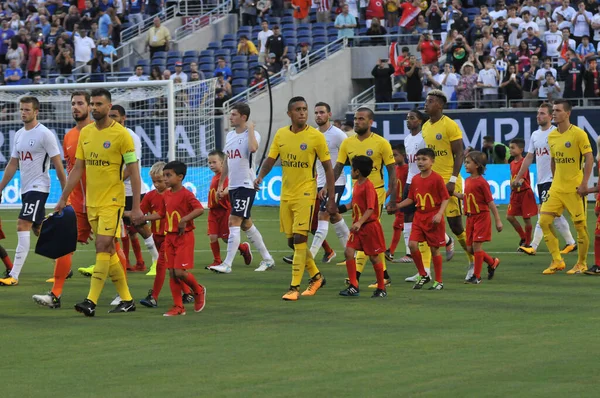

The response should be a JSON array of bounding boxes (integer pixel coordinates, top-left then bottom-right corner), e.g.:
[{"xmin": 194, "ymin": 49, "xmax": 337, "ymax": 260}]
[
  {"xmin": 575, "ymin": 221, "xmax": 589, "ymax": 266},
  {"xmin": 456, "ymin": 231, "xmax": 474, "ymax": 263},
  {"xmin": 356, "ymin": 251, "xmax": 367, "ymax": 273},
  {"xmin": 305, "ymin": 249, "xmax": 320, "ymax": 278},
  {"xmin": 540, "ymin": 213, "xmax": 562, "ymax": 262},
  {"xmin": 419, "ymin": 242, "xmax": 432, "ymax": 272},
  {"xmin": 291, "ymin": 242, "xmax": 307, "ymax": 286},
  {"xmin": 108, "ymin": 253, "xmax": 133, "ymax": 301},
  {"xmin": 87, "ymin": 252, "xmax": 110, "ymax": 304},
  {"xmin": 378, "ymin": 253, "xmax": 387, "ymax": 271}
]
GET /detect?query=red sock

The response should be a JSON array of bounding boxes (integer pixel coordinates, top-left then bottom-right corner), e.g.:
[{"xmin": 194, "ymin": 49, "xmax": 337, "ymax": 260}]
[
  {"xmin": 474, "ymin": 251, "xmax": 484, "ymax": 279},
  {"xmin": 181, "ymin": 282, "xmax": 192, "ymax": 295},
  {"xmin": 411, "ymin": 247, "xmax": 427, "ymax": 276},
  {"xmin": 210, "ymin": 241, "xmax": 221, "ymax": 262},
  {"xmin": 152, "ymin": 254, "xmax": 166, "ymax": 300},
  {"xmin": 373, "ymin": 261, "xmax": 385, "ymax": 290},
  {"xmin": 121, "ymin": 236, "xmax": 131, "ymax": 266},
  {"xmin": 346, "ymin": 258, "xmax": 358, "ymax": 287},
  {"xmin": 432, "ymin": 254, "xmax": 443, "ymax": 283},
  {"xmin": 525, "ymin": 224, "xmax": 533, "ymax": 245},
  {"xmin": 482, "ymin": 251, "xmax": 494, "ymax": 266},
  {"xmin": 131, "ymin": 235, "xmax": 144, "ymax": 265},
  {"xmin": 321, "ymin": 239, "xmax": 333, "ymax": 254},
  {"xmin": 169, "ymin": 276, "xmax": 184, "ymax": 307},
  {"xmin": 389, "ymin": 227, "xmax": 402, "ymax": 254},
  {"xmin": 51, "ymin": 254, "xmax": 72, "ymax": 297},
  {"xmin": 114, "ymin": 241, "xmax": 128, "ymax": 281},
  {"xmin": 514, "ymin": 225, "xmax": 526, "ymax": 241},
  {"xmin": 595, "ymin": 236, "xmax": 600, "ymax": 266},
  {"xmin": 2, "ymin": 256, "xmax": 13, "ymax": 270},
  {"xmin": 180, "ymin": 271, "xmax": 202, "ymax": 295}
]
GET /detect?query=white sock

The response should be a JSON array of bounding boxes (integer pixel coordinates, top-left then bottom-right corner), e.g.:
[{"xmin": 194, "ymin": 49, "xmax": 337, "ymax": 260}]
[
  {"xmin": 310, "ymin": 220, "xmax": 329, "ymax": 258},
  {"xmin": 332, "ymin": 218, "xmax": 349, "ymax": 248},
  {"xmin": 445, "ymin": 233, "xmax": 451, "ymax": 244},
  {"xmin": 532, "ymin": 222, "xmax": 544, "ymax": 250},
  {"xmin": 245, "ymin": 225, "xmax": 273, "ymax": 261},
  {"xmin": 10, "ymin": 231, "xmax": 30, "ymax": 280},
  {"xmin": 143, "ymin": 234, "xmax": 159, "ymax": 263},
  {"xmin": 554, "ymin": 215, "xmax": 576, "ymax": 245},
  {"xmin": 223, "ymin": 226, "xmax": 241, "ymax": 267},
  {"xmin": 404, "ymin": 222, "xmax": 412, "ymax": 255}
]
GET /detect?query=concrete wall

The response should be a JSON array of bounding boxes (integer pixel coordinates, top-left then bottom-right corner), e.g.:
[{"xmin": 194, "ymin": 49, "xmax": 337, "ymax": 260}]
[
  {"xmin": 173, "ymin": 15, "xmax": 238, "ymax": 54},
  {"xmin": 126, "ymin": 18, "xmax": 185, "ymax": 63}
]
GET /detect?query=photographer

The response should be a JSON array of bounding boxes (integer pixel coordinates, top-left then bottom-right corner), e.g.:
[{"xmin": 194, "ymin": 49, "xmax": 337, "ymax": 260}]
[
  {"xmin": 55, "ymin": 46, "xmax": 75, "ymax": 83},
  {"xmin": 371, "ymin": 58, "xmax": 394, "ymax": 103},
  {"xmin": 417, "ymin": 31, "xmax": 440, "ymax": 67},
  {"xmin": 426, "ymin": 0, "xmax": 444, "ymax": 34},
  {"xmin": 405, "ymin": 55, "xmax": 423, "ymax": 102},
  {"xmin": 562, "ymin": 48, "xmax": 585, "ymax": 99},
  {"xmin": 448, "ymin": 33, "xmax": 471, "ymax": 72}
]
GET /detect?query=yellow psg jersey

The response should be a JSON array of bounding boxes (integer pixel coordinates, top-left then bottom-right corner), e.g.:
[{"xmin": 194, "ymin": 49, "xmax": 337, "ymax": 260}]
[
  {"xmin": 422, "ymin": 115, "xmax": 462, "ymax": 180},
  {"xmin": 548, "ymin": 125, "xmax": 592, "ymax": 193},
  {"xmin": 337, "ymin": 133, "xmax": 394, "ymax": 189}
]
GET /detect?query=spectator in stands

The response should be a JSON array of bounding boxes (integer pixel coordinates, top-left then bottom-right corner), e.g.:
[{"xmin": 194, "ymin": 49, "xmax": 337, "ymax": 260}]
[
  {"xmin": 466, "ymin": 16, "xmax": 484, "ymax": 46},
  {"xmin": 37, "ymin": 16, "xmax": 51, "ymax": 38},
  {"xmin": 90, "ymin": 22, "xmax": 101, "ymax": 42},
  {"xmin": 189, "ymin": 71, "xmax": 202, "ymax": 82},
  {"xmin": 90, "ymin": 49, "xmax": 110, "ymax": 74},
  {"xmin": 490, "ymin": 0, "xmax": 508, "ymax": 22},
  {"xmin": 544, "ymin": 21, "xmax": 563, "ymax": 59},
  {"xmin": 480, "ymin": 27, "xmax": 493, "ymax": 49},
  {"xmin": 447, "ymin": 33, "xmax": 471, "ymax": 72},
  {"xmin": 554, "ymin": 0, "xmax": 577, "ymax": 23},
  {"xmin": 335, "ymin": 4, "xmax": 357, "ymax": 39},
  {"xmin": 9, "ymin": 13, "xmax": 24, "ymax": 33},
  {"xmin": 573, "ymin": 1, "xmax": 593, "ymax": 45},
  {"xmin": 4, "ymin": 58, "xmax": 22, "ymax": 85},
  {"xmin": 539, "ymin": 73, "xmax": 562, "ymax": 101},
  {"xmin": 562, "ymin": 48, "xmax": 585, "ymax": 99},
  {"xmin": 344, "ymin": 0, "xmax": 360, "ymax": 20},
  {"xmin": 521, "ymin": 54, "xmax": 540, "ymax": 106},
  {"xmin": 366, "ymin": 17, "xmax": 387, "ymax": 46},
  {"xmin": 505, "ymin": 6, "xmax": 521, "ymax": 48},
  {"xmin": 107, "ymin": 8, "xmax": 122, "ymax": 47},
  {"xmin": 385, "ymin": 0, "xmax": 399, "ymax": 28},
  {"xmin": 342, "ymin": 120, "xmax": 355, "ymax": 137},
  {"xmin": 536, "ymin": 56, "xmax": 558, "ymax": 84},
  {"xmin": 414, "ymin": 14, "xmax": 429, "ymax": 35},
  {"xmin": 501, "ymin": 63, "xmax": 523, "ymax": 107},
  {"xmin": 516, "ymin": 40, "xmax": 533, "ymax": 72},
  {"xmin": 365, "ymin": 0, "xmax": 384, "ymax": 29},
  {"xmin": 586, "ymin": 0, "xmax": 599, "ymax": 13},
  {"xmin": 281, "ymin": 55, "xmax": 298, "ymax": 81},
  {"xmin": 449, "ymin": 10, "xmax": 469, "ymax": 36},
  {"xmin": 477, "ymin": 56, "xmax": 499, "ymax": 108},
  {"xmin": 129, "ymin": 0, "xmax": 145, "ymax": 27},
  {"xmin": 250, "ymin": 69, "xmax": 266, "ymax": 90},
  {"xmin": 558, "ymin": 27, "xmax": 577, "ymax": 66},
  {"xmin": 32, "ymin": 74, "xmax": 44, "ymax": 84},
  {"xmin": 241, "ymin": 0, "xmax": 258, "ymax": 27},
  {"xmin": 524, "ymin": 27, "xmax": 543, "ymax": 58},
  {"xmin": 53, "ymin": 0, "xmax": 70, "ymax": 24},
  {"xmin": 147, "ymin": 17, "xmax": 171, "ymax": 58},
  {"xmin": 45, "ymin": 20, "xmax": 64, "ymax": 70},
  {"xmin": 147, "ymin": 0, "xmax": 163, "ymax": 16},
  {"xmin": 74, "ymin": 29, "xmax": 96, "ymax": 73},
  {"xmin": 237, "ymin": 35, "xmax": 258, "ymax": 56},
  {"xmin": 517, "ymin": 11, "xmax": 538, "ymax": 42},
  {"xmin": 171, "ymin": 61, "xmax": 188, "ymax": 83},
  {"xmin": 555, "ymin": 12, "xmax": 573, "ymax": 32},
  {"xmin": 333, "ymin": 120, "xmax": 343, "ymax": 129},
  {"xmin": 215, "ymin": 72, "xmax": 232, "ymax": 96},
  {"xmin": 97, "ymin": 9, "xmax": 112, "ymax": 40},
  {"xmin": 128, "ymin": 65, "xmax": 148, "ymax": 82},
  {"xmin": 266, "ymin": 52, "xmax": 282, "ymax": 75},
  {"xmin": 434, "ymin": 62, "xmax": 459, "ymax": 103},
  {"xmin": 577, "ymin": 35, "xmax": 596, "ymax": 62},
  {"xmin": 372, "ymin": 58, "xmax": 394, "ymax": 103},
  {"xmin": 55, "ymin": 45, "xmax": 75, "ymax": 83},
  {"xmin": 472, "ymin": 40, "xmax": 486, "ymax": 70},
  {"xmin": 257, "ymin": 21, "xmax": 273, "ymax": 65},
  {"xmin": 63, "ymin": 6, "xmax": 81, "ymax": 32},
  {"xmin": 417, "ymin": 31, "xmax": 439, "ymax": 67},
  {"xmin": 315, "ymin": 0, "xmax": 333, "ymax": 23},
  {"xmin": 26, "ymin": 39, "xmax": 42, "ymax": 79},
  {"xmin": 292, "ymin": 0, "xmax": 311, "ymax": 24},
  {"xmin": 6, "ymin": 37, "xmax": 24, "ymax": 67},
  {"xmin": 80, "ymin": 1, "xmax": 96, "ymax": 31},
  {"xmin": 0, "ymin": 20, "xmax": 16, "ymax": 68},
  {"xmin": 174, "ymin": 77, "xmax": 188, "ymax": 112},
  {"xmin": 405, "ymin": 55, "xmax": 423, "ymax": 102},
  {"xmin": 399, "ymin": 0, "xmax": 423, "ymax": 34},
  {"xmin": 214, "ymin": 57, "xmax": 232, "ymax": 81},
  {"xmin": 214, "ymin": 88, "xmax": 228, "ymax": 113},
  {"xmin": 583, "ymin": 57, "xmax": 600, "ymax": 101},
  {"xmin": 503, "ymin": 42, "xmax": 519, "ymax": 65},
  {"xmin": 482, "ymin": 136, "xmax": 509, "ymax": 164},
  {"xmin": 150, "ymin": 65, "xmax": 162, "ymax": 80},
  {"xmin": 256, "ymin": 0, "xmax": 271, "ymax": 22},
  {"xmin": 162, "ymin": 68, "xmax": 171, "ymax": 80},
  {"xmin": 423, "ymin": 64, "xmax": 439, "ymax": 96},
  {"xmin": 426, "ymin": 0, "xmax": 443, "ymax": 34},
  {"xmin": 266, "ymin": 26, "xmax": 287, "ymax": 64},
  {"xmin": 97, "ymin": 37, "xmax": 117, "ymax": 64},
  {"xmin": 189, "ymin": 62, "xmax": 205, "ymax": 80},
  {"xmin": 393, "ymin": 46, "xmax": 410, "ymax": 91},
  {"xmin": 296, "ymin": 42, "xmax": 310, "ymax": 70},
  {"xmin": 535, "ymin": 5, "xmax": 551, "ymax": 34}
]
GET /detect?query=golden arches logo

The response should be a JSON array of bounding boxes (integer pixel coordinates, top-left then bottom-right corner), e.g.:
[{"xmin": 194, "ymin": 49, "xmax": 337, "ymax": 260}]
[
  {"xmin": 352, "ymin": 203, "xmax": 362, "ymax": 220},
  {"xmin": 209, "ymin": 188, "xmax": 218, "ymax": 206},
  {"xmin": 166, "ymin": 210, "xmax": 182, "ymax": 232},
  {"xmin": 415, "ymin": 193, "xmax": 434, "ymax": 211},
  {"xmin": 465, "ymin": 193, "xmax": 480, "ymax": 214}
]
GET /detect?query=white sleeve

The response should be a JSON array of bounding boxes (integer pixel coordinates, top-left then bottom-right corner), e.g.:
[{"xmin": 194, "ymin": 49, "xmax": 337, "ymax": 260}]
[
  {"xmin": 10, "ymin": 132, "xmax": 18, "ymax": 159},
  {"xmin": 254, "ymin": 130, "xmax": 262, "ymax": 147},
  {"xmin": 43, "ymin": 129, "xmax": 61, "ymax": 158},
  {"xmin": 447, "ymin": 73, "xmax": 459, "ymax": 86},
  {"xmin": 527, "ymin": 133, "xmax": 535, "ymax": 155}
]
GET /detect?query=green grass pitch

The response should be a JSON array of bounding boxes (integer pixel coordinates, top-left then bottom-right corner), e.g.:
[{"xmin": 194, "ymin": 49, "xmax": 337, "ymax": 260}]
[{"xmin": 1, "ymin": 206, "xmax": 599, "ymax": 397}]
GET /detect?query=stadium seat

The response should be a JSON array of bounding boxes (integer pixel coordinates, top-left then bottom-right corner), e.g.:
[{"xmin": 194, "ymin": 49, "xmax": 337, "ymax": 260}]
[
  {"xmin": 234, "ymin": 70, "xmax": 249, "ymax": 80},
  {"xmin": 284, "ymin": 9, "xmax": 294, "ymax": 17},
  {"xmin": 282, "ymin": 23, "xmax": 296, "ymax": 33},
  {"xmin": 282, "ymin": 16, "xmax": 294, "ymax": 25},
  {"xmin": 183, "ymin": 65, "xmax": 192, "ymax": 73},
  {"xmin": 248, "ymin": 61, "xmax": 260, "ymax": 70},
  {"xmin": 89, "ymin": 74, "xmax": 106, "ymax": 82},
  {"xmin": 232, "ymin": 86, "xmax": 247, "ymax": 96},
  {"xmin": 287, "ymin": 53, "xmax": 296, "ymax": 63},
  {"xmin": 312, "ymin": 27, "xmax": 326, "ymax": 37},
  {"xmin": 268, "ymin": 17, "xmax": 281, "ymax": 26},
  {"xmin": 313, "ymin": 37, "xmax": 327, "ymax": 47},
  {"xmin": 200, "ymin": 64, "xmax": 214, "ymax": 73},
  {"xmin": 223, "ymin": 33, "xmax": 236, "ymax": 41},
  {"xmin": 183, "ymin": 50, "xmax": 199, "ymax": 58},
  {"xmin": 327, "ymin": 27, "xmax": 337, "ymax": 36},
  {"xmin": 167, "ymin": 51, "xmax": 182, "ymax": 58},
  {"xmin": 152, "ymin": 51, "xmax": 167, "ymax": 59},
  {"xmin": 238, "ymin": 26, "xmax": 252, "ymax": 33},
  {"xmin": 283, "ymin": 32, "xmax": 297, "ymax": 42},
  {"xmin": 287, "ymin": 38, "xmax": 298, "ymax": 47},
  {"xmin": 199, "ymin": 55, "xmax": 214, "ymax": 65},
  {"xmin": 232, "ymin": 78, "xmax": 248, "ymax": 87},
  {"xmin": 151, "ymin": 59, "xmax": 166, "ymax": 67},
  {"xmin": 375, "ymin": 104, "xmax": 392, "ymax": 112},
  {"xmin": 167, "ymin": 57, "xmax": 182, "ymax": 64},
  {"xmin": 207, "ymin": 41, "xmax": 221, "ymax": 50},
  {"xmin": 297, "ymin": 37, "xmax": 312, "ymax": 46},
  {"xmin": 392, "ymin": 92, "xmax": 408, "ymax": 102},
  {"xmin": 136, "ymin": 59, "xmax": 150, "ymax": 66},
  {"xmin": 328, "ymin": 33, "xmax": 338, "ymax": 43},
  {"xmin": 200, "ymin": 50, "xmax": 214, "ymax": 57},
  {"xmin": 313, "ymin": 23, "xmax": 327, "ymax": 30},
  {"xmin": 298, "ymin": 23, "xmax": 312, "ymax": 31},
  {"xmin": 120, "ymin": 66, "xmax": 133, "ymax": 73},
  {"xmin": 183, "ymin": 56, "xmax": 197, "ymax": 65},
  {"xmin": 214, "ymin": 49, "xmax": 230, "ymax": 58},
  {"xmin": 389, "ymin": 26, "xmax": 399, "ymax": 35},
  {"xmin": 232, "ymin": 62, "xmax": 248, "ymax": 72},
  {"xmin": 222, "ymin": 40, "xmax": 237, "ymax": 49},
  {"xmin": 232, "ymin": 55, "xmax": 248, "ymax": 63},
  {"xmin": 248, "ymin": 55, "xmax": 259, "ymax": 63}
]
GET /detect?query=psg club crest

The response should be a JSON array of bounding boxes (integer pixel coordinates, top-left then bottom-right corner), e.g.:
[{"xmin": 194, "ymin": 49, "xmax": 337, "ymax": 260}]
[
  {"xmin": 29, "ymin": 140, "xmax": 35, "ymax": 146},
  {"xmin": 103, "ymin": 141, "xmax": 111, "ymax": 149},
  {"xmin": 436, "ymin": 134, "xmax": 442, "ymax": 140},
  {"xmin": 300, "ymin": 143, "xmax": 307, "ymax": 150},
  {"xmin": 565, "ymin": 142, "xmax": 571, "ymax": 148},
  {"xmin": 366, "ymin": 149, "xmax": 374, "ymax": 156}
]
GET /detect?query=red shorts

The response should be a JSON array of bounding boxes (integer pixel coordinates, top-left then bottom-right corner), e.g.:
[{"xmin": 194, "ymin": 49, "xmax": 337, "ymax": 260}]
[
  {"xmin": 393, "ymin": 211, "xmax": 404, "ymax": 230},
  {"xmin": 508, "ymin": 189, "xmax": 538, "ymax": 218},
  {"xmin": 164, "ymin": 231, "xmax": 195, "ymax": 269},
  {"xmin": 207, "ymin": 209, "xmax": 230, "ymax": 239},
  {"xmin": 311, "ymin": 197, "xmax": 320, "ymax": 232},
  {"xmin": 410, "ymin": 211, "xmax": 446, "ymax": 248},
  {"xmin": 0, "ymin": 218, "xmax": 5, "ymax": 240},
  {"xmin": 76, "ymin": 211, "xmax": 92, "ymax": 243},
  {"xmin": 466, "ymin": 212, "xmax": 492, "ymax": 246},
  {"xmin": 347, "ymin": 220, "xmax": 386, "ymax": 256},
  {"xmin": 153, "ymin": 234, "xmax": 165, "ymax": 251},
  {"xmin": 595, "ymin": 213, "xmax": 600, "ymax": 235},
  {"xmin": 595, "ymin": 194, "xmax": 600, "ymax": 214}
]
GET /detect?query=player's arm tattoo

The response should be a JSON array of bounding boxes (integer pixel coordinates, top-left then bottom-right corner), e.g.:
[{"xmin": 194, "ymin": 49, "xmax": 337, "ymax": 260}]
[
  {"xmin": 450, "ymin": 139, "xmax": 464, "ymax": 177},
  {"xmin": 333, "ymin": 162, "xmax": 344, "ymax": 182}
]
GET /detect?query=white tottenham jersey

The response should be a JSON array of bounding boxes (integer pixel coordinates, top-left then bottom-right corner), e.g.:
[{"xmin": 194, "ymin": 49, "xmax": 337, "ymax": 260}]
[
  {"xmin": 527, "ymin": 126, "xmax": 554, "ymax": 185},
  {"xmin": 225, "ymin": 129, "xmax": 261, "ymax": 189},
  {"xmin": 316, "ymin": 125, "xmax": 347, "ymax": 188},
  {"xmin": 404, "ymin": 131, "xmax": 426, "ymax": 184},
  {"xmin": 11, "ymin": 123, "xmax": 60, "ymax": 194},
  {"xmin": 124, "ymin": 128, "xmax": 148, "ymax": 196}
]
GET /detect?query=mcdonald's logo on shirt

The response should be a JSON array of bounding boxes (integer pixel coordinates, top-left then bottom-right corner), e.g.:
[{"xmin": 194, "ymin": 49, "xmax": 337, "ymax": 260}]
[
  {"xmin": 415, "ymin": 193, "xmax": 435, "ymax": 211},
  {"xmin": 465, "ymin": 193, "xmax": 480, "ymax": 214},
  {"xmin": 166, "ymin": 210, "xmax": 182, "ymax": 232}
]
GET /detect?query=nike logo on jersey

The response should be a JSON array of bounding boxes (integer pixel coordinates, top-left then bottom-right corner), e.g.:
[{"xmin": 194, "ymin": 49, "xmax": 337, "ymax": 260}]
[
  {"xmin": 104, "ymin": 227, "xmax": 113, "ymax": 231},
  {"xmin": 181, "ymin": 263, "xmax": 189, "ymax": 267},
  {"xmin": 84, "ymin": 142, "xmax": 90, "ymax": 145},
  {"xmin": 66, "ymin": 146, "xmax": 72, "ymax": 150},
  {"xmin": 348, "ymin": 151, "xmax": 354, "ymax": 154},
  {"xmin": 279, "ymin": 144, "xmax": 285, "ymax": 147}
]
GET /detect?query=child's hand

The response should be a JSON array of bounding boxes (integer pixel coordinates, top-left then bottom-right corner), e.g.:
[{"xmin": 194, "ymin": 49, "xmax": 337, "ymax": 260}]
[
  {"xmin": 123, "ymin": 210, "xmax": 132, "ymax": 218},
  {"xmin": 432, "ymin": 213, "xmax": 443, "ymax": 224},
  {"xmin": 496, "ymin": 221, "xmax": 503, "ymax": 232},
  {"xmin": 178, "ymin": 220, "xmax": 186, "ymax": 235},
  {"xmin": 453, "ymin": 192, "xmax": 464, "ymax": 199},
  {"xmin": 350, "ymin": 222, "xmax": 362, "ymax": 232}
]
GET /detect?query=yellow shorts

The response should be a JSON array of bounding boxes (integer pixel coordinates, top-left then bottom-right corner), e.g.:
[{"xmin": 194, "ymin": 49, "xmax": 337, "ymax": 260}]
[
  {"xmin": 280, "ymin": 199, "xmax": 314, "ymax": 238},
  {"xmin": 87, "ymin": 205, "xmax": 123, "ymax": 238},
  {"xmin": 444, "ymin": 176, "xmax": 463, "ymax": 218},
  {"xmin": 540, "ymin": 191, "xmax": 587, "ymax": 224},
  {"xmin": 377, "ymin": 187, "xmax": 386, "ymax": 219}
]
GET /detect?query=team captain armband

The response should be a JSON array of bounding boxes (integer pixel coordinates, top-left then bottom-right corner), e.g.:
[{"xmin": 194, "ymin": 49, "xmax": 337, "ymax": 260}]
[{"xmin": 123, "ymin": 151, "xmax": 137, "ymax": 164}]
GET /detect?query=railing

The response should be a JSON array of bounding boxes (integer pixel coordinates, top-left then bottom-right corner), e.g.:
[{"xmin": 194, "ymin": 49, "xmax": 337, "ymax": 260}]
[
  {"xmin": 349, "ymin": 33, "xmax": 444, "ymax": 47},
  {"xmin": 173, "ymin": 0, "xmax": 233, "ymax": 42},
  {"xmin": 223, "ymin": 37, "xmax": 348, "ymax": 110},
  {"xmin": 349, "ymin": 85, "xmax": 375, "ymax": 111},
  {"xmin": 121, "ymin": 5, "xmax": 178, "ymax": 44},
  {"xmin": 178, "ymin": 0, "xmax": 226, "ymax": 15}
]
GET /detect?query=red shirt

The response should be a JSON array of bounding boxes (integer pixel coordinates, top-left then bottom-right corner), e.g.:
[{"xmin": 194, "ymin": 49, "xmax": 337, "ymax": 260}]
[
  {"xmin": 141, "ymin": 190, "xmax": 166, "ymax": 236},
  {"xmin": 463, "ymin": 176, "xmax": 494, "ymax": 214},
  {"xmin": 395, "ymin": 164, "xmax": 408, "ymax": 203},
  {"xmin": 399, "ymin": 2, "xmax": 420, "ymax": 28},
  {"xmin": 208, "ymin": 173, "xmax": 231, "ymax": 211},
  {"xmin": 163, "ymin": 187, "xmax": 203, "ymax": 233},
  {"xmin": 420, "ymin": 40, "xmax": 439, "ymax": 65},
  {"xmin": 408, "ymin": 171, "xmax": 450, "ymax": 214},
  {"xmin": 351, "ymin": 179, "xmax": 380, "ymax": 224},
  {"xmin": 27, "ymin": 45, "xmax": 42, "ymax": 72},
  {"xmin": 366, "ymin": 0, "xmax": 385, "ymax": 19},
  {"xmin": 510, "ymin": 157, "xmax": 531, "ymax": 192}
]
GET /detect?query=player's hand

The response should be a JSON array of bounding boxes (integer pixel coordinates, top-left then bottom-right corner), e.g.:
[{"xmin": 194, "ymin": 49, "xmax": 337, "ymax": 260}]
[
  {"xmin": 326, "ymin": 197, "xmax": 338, "ymax": 216},
  {"xmin": 217, "ymin": 188, "xmax": 224, "ymax": 199},
  {"xmin": 130, "ymin": 208, "xmax": 144, "ymax": 225},
  {"xmin": 577, "ymin": 184, "xmax": 588, "ymax": 197},
  {"xmin": 178, "ymin": 220, "xmax": 186, "ymax": 236},
  {"xmin": 386, "ymin": 202, "xmax": 398, "ymax": 214},
  {"xmin": 318, "ymin": 187, "xmax": 327, "ymax": 200},
  {"xmin": 247, "ymin": 120, "xmax": 255, "ymax": 131},
  {"xmin": 446, "ymin": 181, "xmax": 456, "ymax": 196},
  {"xmin": 510, "ymin": 179, "xmax": 521, "ymax": 189},
  {"xmin": 496, "ymin": 221, "xmax": 503, "ymax": 232},
  {"xmin": 432, "ymin": 213, "xmax": 442, "ymax": 224},
  {"xmin": 350, "ymin": 222, "xmax": 362, "ymax": 232},
  {"xmin": 123, "ymin": 210, "xmax": 132, "ymax": 218},
  {"xmin": 253, "ymin": 177, "xmax": 262, "ymax": 191},
  {"xmin": 54, "ymin": 197, "xmax": 67, "ymax": 213}
]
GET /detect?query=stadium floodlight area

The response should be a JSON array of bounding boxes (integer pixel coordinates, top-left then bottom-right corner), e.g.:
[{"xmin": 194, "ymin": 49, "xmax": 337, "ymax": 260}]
[{"xmin": 0, "ymin": 79, "xmax": 217, "ymax": 207}]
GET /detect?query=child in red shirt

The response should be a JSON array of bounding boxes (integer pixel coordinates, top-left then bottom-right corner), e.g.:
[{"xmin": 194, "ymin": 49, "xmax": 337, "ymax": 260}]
[
  {"xmin": 454, "ymin": 151, "xmax": 503, "ymax": 284},
  {"xmin": 340, "ymin": 156, "xmax": 387, "ymax": 298},
  {"xmin": 397, "ymin": 148, "xmax": 449, "ymax": 290},
  {"xmin": 386, "ymin": 143, "xmax": 408, "ymax": 261},
  {"xmin": 507, "ymin": 138, "xmax": 538, "ymax": 250},
  {"xmin": 161, "ymin": 161, "xmax": 206, "ymax": 316}
]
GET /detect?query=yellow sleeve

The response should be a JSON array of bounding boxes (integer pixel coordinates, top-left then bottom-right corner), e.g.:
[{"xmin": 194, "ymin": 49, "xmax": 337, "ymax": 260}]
[
  {"xmin": 447, "ymin": 118, "xmax": 463, "ymax": 142},
  {"xmin": 337, "ymin": 138, "xmax": 349, "ymax": 164},
  {"xmin": 381, "ymin": 139, "xmax": 395, "ymax": 166},
  {"xmin": 315, "ymin": 133, "xmax": 330, "ymax": 163},
  {"xmin": 121, "ymin": 129, "xmax": 137, "ymax": 164},
  {"xmin": 267, "ymin": 131, "xmax": 280, "ymax": 159},
  {"xmin": 577, "ymin": 129, "xmax": 592, "ymax": 155},
  {"xmin": 75, "ymin": 129, "xmax": 85, "ymax": 160}
]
